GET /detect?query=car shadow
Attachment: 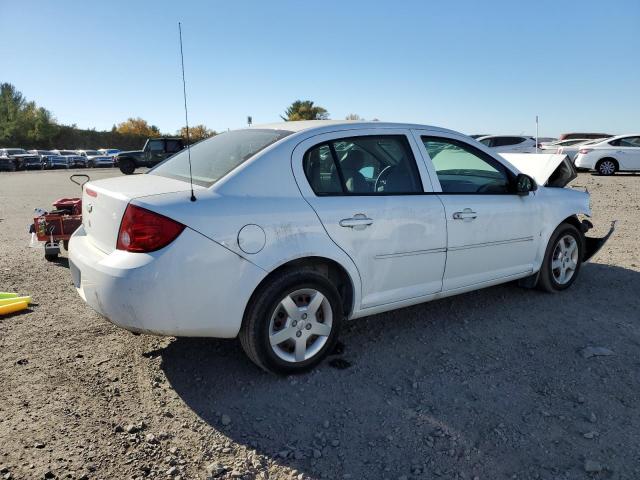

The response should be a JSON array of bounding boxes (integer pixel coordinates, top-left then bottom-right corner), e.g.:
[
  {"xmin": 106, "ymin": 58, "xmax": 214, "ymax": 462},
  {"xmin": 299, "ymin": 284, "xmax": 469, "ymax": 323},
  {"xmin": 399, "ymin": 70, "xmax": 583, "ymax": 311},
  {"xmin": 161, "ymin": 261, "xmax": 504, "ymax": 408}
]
[
  {"xmin": 50, "ymin": 256, "xmax": 69, "ymax": 268},
  {"xmin": 589, "ymin": 172, "xmax": 639, "ymax": 177},
  {"xmin": 156, "ymin": 262, "xmax": 640, "ymax": 478}
]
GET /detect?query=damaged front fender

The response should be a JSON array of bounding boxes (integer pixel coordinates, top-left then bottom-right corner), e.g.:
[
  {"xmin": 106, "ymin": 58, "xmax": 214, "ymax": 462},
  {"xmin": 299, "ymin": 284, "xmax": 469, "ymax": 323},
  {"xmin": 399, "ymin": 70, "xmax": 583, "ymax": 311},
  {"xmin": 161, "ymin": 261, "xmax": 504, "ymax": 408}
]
[{"xmin": 582, "ymin": 220, "xmax": 616, "ymax": 262}]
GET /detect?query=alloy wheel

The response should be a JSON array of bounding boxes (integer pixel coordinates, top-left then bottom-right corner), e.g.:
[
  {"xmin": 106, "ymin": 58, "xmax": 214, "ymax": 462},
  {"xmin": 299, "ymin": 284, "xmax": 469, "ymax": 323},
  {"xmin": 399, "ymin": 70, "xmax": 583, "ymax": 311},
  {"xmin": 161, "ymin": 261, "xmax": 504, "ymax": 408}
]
[
  {"xmin": 551, "ymin": 234, "xmax": 579, "ymax": 285},
  {"xmin": 268, "ymin": 288, "xmax": 333, "ymax": 363},
  {"xmin": 599, "ymin": 160, "xmax": 615, "ymax": 175}
]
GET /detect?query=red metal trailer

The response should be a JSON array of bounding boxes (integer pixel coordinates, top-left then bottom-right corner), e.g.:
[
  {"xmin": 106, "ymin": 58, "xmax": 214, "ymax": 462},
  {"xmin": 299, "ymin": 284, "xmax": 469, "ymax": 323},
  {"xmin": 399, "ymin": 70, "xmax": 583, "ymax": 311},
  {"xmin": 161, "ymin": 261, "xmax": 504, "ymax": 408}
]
[{"xmin": 32, "ymin": 175, "xmax": 89, "ymax": 261}]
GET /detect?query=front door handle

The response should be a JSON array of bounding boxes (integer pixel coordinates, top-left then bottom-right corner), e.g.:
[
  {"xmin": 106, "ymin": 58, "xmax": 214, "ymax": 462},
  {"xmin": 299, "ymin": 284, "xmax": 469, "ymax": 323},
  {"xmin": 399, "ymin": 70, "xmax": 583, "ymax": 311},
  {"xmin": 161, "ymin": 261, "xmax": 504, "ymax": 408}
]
[
  {"xmin": 340, "ymin": 213, "xmax": 373, "ymax": 230},
  {"xmin": 452, "ymin": 208, "xmax": 477, "ymax": 221}
]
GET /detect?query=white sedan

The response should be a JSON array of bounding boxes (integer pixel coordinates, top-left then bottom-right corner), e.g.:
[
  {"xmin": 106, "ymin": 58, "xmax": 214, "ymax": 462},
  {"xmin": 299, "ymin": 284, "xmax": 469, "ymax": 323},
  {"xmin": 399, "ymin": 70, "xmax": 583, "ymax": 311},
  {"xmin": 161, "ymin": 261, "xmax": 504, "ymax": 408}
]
[
  {"xmin": 69, "ymin": 121, "xmax": 613, "ymax": 374},
  {"xmin": 476, "ymin": 135, "xmax": 537, "ymax": 153},
  {"xmin": 574, "ymin": 134, "xmax": 640, "ymax": 175}
]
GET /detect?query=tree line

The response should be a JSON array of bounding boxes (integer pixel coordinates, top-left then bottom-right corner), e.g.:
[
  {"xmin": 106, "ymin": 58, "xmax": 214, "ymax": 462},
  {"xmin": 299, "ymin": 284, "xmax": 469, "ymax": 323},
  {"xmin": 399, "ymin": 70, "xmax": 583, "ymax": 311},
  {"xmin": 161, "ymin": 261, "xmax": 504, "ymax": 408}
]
[{"xmin": 0, "ymin": 83, "xmax": 365, "ymax": 150}]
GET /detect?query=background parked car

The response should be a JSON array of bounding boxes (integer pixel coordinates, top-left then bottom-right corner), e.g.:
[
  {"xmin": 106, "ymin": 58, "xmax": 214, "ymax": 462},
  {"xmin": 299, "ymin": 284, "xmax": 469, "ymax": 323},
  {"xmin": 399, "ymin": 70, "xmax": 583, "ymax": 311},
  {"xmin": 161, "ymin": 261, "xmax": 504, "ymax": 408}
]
[
  {"xmin": 574, "ymin": 134, "xmax": 640, "ymax": 175},
  {"xmin": 28, "ymin": 150, "xmax": 58, "ymax": 169},
  {"xmin": 115, "ymin": 137, "xmax": 184, "ymax": 174},
  {"xmin": 78, "ymin": 150, "xmax": 114, "ymax": 168},
  {"xmin": 558, "ymin": 132, "xmax": 611, "ymax": 141},
  {"xmin": 98, "ymin": 148, "xmax": 120, "ymax": 157},
  {"xmin": 538, "ymin": 139, "xmax": 591, "ymax": 161},
  {"xmin": 0, "ymin": 151, "xmax": 19, "ymax": 171},
  {"xmin": 536, "ymin": 137, "xmax": 558, "ymax": 146},
  {"xmin": 476, "ymin": 135, "xmax": 537, "ymax": 153},
  {"xmin": 0, "ymin": 148, "xmax": 45, "ymax": 170},
  {"xmin": 54, "ymin": 150, "xmax": 85, "ymax": 168}
]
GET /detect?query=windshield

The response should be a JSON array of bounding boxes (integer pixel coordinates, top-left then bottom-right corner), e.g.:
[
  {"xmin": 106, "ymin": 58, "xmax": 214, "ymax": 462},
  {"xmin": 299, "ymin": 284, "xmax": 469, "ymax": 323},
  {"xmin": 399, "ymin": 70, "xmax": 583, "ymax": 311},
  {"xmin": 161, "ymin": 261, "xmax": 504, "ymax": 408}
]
[
  {"xmin": 85, "ymin": 150, "xmax": 100, "ymax": 156},
  {"xmin": 7, "ymin": 149, "xmax": 27, "ymax": 155},
  {"xmin": 149, "ymin": 129, "xmax": 293, "ymax": 187}
]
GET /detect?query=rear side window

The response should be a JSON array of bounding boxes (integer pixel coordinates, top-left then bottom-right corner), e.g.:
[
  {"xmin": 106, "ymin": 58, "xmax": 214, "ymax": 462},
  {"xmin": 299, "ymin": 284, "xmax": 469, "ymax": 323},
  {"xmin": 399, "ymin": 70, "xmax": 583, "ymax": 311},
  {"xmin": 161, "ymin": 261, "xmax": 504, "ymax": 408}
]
[
  {"xmin": 303, "ymin": 135, "xmax": 422, "ymax": 195},
  {"xmin": 492, "ymin": 136, "xmax": 525, "ymax": 147},
  {"xmin": 150, "ymin": 129, "xmax": 292, "ymax": 187},
  {"xmin": 610, "ymin": 136, "xmax": 640, "ymax": 147},
  {"xmin": 166, "ymin": 139, "xmax": 183, "ymax": 153}
]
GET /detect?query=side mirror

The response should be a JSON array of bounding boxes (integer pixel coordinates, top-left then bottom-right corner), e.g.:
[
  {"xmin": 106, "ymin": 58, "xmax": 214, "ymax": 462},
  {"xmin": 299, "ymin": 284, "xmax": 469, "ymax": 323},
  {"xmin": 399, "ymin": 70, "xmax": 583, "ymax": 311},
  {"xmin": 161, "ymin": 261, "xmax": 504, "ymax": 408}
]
[{"xmin": 515, "ymin": 173, "xmax": 537, "ymax": 196}]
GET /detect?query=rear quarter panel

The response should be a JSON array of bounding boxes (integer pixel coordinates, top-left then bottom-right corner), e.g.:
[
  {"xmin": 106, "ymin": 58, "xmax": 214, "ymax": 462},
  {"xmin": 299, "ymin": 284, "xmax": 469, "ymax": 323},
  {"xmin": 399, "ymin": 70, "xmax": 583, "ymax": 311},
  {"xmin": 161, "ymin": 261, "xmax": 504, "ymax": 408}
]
[{"xmin": 135, "ymin": 140, "xmax": 364, "ymax": 316}]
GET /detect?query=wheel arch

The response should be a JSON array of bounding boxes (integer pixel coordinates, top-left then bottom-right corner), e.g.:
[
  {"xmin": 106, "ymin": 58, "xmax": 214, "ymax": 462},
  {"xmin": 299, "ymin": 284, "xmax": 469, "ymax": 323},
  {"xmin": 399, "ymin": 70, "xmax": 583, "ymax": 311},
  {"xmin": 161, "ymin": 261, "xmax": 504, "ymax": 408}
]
[
  {"xmin": 595, "ymin": 156, "xmax": 619, "ymax": 171},
  {"xmin": 244, "ymin": 256, "xmax": 356, "ymax": 323}
]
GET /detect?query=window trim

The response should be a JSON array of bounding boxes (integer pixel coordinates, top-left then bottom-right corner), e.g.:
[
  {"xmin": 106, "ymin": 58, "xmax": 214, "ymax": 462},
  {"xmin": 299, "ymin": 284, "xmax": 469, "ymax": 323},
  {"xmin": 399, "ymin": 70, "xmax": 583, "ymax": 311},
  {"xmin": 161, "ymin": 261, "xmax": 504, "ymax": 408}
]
[
  {"xmin": 303, "ymin": 134, "xmax": 425, "ymax": 197},
  {"xmin": 420, "ymin": 135, "xmax": 518, "ymax": 195}
]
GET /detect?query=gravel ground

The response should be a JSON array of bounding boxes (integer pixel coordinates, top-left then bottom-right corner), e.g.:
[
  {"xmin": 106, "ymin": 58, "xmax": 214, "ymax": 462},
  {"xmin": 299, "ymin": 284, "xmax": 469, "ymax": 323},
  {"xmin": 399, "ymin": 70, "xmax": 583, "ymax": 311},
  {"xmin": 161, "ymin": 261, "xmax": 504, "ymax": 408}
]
[{"xmin": 1, "ymin": 169, "xmax": 639, "ymax": 480}]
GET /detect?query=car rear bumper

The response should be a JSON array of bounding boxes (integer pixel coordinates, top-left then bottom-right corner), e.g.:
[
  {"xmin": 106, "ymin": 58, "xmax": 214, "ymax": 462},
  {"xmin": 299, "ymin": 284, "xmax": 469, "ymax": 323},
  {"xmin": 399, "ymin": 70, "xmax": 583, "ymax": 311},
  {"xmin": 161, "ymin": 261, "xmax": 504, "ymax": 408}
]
[{"xmin": 69, "ymin": 225, "xmax": 266, "ymax": 337}]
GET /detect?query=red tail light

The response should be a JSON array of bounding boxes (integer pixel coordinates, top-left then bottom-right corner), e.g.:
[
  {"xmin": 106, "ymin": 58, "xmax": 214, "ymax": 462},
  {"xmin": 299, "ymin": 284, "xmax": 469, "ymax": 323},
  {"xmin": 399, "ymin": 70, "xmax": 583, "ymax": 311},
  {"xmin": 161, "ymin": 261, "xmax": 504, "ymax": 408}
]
[
  {"xmin": 578, "ymin": 148, "xmax": 593, "ymax": 154},
  {"xmin": 116, "ymin": 204, "xmax": 185, "ymax": 253}
]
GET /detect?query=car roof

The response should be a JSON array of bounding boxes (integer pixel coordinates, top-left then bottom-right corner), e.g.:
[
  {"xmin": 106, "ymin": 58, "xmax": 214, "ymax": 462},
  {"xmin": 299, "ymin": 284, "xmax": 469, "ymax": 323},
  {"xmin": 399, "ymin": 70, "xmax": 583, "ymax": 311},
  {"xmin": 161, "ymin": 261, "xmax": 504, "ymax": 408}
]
[
  {"xmin": 248, "ymin": 120, "xmax": 460, "ymax": 136},
  {"xmin": 475, "ymin": 135, "xmax": 530, "ymax": 140},
  {"xmin": 591, "ymin": 133, "xmax": 640, "ymax": 144}
]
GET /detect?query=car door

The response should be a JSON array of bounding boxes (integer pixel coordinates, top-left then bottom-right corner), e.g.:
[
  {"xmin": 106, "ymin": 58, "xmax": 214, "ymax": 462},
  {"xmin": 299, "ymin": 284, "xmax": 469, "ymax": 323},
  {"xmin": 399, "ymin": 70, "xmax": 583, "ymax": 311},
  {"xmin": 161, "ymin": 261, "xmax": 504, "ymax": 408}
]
[
  {"xmin": 413, "ymin": 131, "xmax": 540, "ymax": 291},
  {"xmin": 291, "ymin": 129, "xmax": 447, "ymax": 308},
  {"xmin": 146, "ymin": 139, "xmax": 166, "ymax": 166},
  {"xmin": 613, "ymin": 136, "xmax": 640, "ymax": 170}
]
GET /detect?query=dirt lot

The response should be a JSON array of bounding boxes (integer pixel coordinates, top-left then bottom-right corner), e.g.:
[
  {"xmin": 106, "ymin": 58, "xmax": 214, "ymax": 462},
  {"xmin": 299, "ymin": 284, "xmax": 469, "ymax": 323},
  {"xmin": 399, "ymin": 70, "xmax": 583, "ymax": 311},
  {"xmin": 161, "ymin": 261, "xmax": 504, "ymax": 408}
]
[{"xmin": 0, "ymin": 169, "xmax": 639, "ymax": 480}]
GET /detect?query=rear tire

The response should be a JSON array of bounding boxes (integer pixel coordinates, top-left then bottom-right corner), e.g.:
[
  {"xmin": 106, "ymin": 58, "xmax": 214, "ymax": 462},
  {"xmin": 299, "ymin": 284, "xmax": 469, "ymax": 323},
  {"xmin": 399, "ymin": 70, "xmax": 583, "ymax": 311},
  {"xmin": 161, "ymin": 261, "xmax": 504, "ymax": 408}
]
[
  {"xmin": 537, "ymin": 223, "xmax": 584, "ymax": 292},
  {"xmin": 239, "ymin": 269, "xmax": 343, "ymax": 374},
  {"xmin": 119, "ymin": 159, "xmax": 135, "ymax": 175},
  {"xmin": 596, "ymin": 158, "xmax": 617, "ymax": 176}
]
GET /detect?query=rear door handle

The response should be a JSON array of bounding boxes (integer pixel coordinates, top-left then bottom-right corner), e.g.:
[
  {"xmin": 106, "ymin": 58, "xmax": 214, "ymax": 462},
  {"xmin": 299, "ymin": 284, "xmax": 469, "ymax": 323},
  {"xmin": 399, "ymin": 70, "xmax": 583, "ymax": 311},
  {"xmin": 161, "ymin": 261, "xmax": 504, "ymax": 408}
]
[
  {"xmin": 340, "ymin": 213, "xmax": 373, "ymax": 230},
  {"xmin": 452, "ymin": 208, "xmax": 477, "ymax": 221}
]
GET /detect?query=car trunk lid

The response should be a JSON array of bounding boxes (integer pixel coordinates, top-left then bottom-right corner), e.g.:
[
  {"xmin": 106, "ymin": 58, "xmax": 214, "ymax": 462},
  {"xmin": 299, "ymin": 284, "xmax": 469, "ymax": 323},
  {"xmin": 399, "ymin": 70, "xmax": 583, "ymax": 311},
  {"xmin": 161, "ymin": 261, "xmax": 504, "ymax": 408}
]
[{"xmin": 82, "ymin": 174, "xmax": 204, "ymax": 254}]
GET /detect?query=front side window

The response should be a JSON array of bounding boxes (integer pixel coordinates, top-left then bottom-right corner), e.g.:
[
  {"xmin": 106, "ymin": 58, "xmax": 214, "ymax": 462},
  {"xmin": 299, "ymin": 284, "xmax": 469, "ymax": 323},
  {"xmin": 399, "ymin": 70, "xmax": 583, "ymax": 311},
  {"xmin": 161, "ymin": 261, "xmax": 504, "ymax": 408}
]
[
  {"xmin": 304, "ymin": 135, "xmax": 422, "ymax": 195},
  {"xmin": 150, "ymin": 129, "xmax": 292, "ymax": 187},
  {"xmin": 422, "ymin": 136, "xmax": 512, "ymax": 194}
]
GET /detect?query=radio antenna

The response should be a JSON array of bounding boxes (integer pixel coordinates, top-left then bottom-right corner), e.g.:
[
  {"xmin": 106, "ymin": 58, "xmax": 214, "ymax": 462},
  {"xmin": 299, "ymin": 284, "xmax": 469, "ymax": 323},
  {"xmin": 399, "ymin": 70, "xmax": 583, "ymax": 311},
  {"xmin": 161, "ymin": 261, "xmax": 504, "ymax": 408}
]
[{"xmin": 178, "ymin": 22, "xmax": 196, "ymax": 202}]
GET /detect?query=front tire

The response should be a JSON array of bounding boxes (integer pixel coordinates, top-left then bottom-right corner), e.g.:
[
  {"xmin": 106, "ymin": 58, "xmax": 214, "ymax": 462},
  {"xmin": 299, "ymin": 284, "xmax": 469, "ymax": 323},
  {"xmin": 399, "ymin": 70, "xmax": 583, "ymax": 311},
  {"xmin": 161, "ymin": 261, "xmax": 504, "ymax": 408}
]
[
  {"xmin": 537, "ymin": 223, "xmax": 584, "ymax": 292},
  {"xmin": 239, "ymin": 269, "xmax": 343, "ymax": 374}
]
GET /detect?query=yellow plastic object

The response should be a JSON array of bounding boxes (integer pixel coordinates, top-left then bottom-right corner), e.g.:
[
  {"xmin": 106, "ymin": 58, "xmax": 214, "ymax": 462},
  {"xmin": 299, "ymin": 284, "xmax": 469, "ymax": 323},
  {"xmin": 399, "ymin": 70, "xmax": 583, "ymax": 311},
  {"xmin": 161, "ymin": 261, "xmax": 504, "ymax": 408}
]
[
  {"xmin": 0, "ymin": 292, "xmax": 19, "ymax": 299},
  {"xmin": 0, "ymin": 300, "xmax": 29, "ymax": 316},
  {"xmin": 0, "ymin": 296, "xmax": 31, "ymax": 306}
]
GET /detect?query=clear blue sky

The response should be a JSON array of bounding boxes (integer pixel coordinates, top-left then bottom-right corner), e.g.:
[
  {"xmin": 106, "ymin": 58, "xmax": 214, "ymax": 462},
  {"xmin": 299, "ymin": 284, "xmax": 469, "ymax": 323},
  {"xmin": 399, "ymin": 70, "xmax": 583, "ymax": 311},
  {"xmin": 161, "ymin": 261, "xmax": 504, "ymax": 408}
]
[{"xmin": 1, "ymin": 0, "xmax": 638, "ymax": 137}]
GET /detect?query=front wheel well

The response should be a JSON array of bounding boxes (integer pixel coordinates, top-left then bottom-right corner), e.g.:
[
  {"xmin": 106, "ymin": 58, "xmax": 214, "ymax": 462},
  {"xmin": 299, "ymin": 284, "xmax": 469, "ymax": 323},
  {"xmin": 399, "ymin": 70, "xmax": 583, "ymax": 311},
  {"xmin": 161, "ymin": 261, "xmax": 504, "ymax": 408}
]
[
  {"xmin": 247, "ymin": 257, "xmax": 354, "ymax": 320},
  {"xmin": 558, "ymin": 215, "xmax": 588, "ymax": 258}
]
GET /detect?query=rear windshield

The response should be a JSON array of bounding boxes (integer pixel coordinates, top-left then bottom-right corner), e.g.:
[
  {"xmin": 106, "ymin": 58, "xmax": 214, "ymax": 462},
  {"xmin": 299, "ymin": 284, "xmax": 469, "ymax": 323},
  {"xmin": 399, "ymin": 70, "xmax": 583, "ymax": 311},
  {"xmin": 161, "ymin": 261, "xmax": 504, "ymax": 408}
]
[{"xmin": 149, "ymin": 129, "xmax": 293, "ymax": 187}]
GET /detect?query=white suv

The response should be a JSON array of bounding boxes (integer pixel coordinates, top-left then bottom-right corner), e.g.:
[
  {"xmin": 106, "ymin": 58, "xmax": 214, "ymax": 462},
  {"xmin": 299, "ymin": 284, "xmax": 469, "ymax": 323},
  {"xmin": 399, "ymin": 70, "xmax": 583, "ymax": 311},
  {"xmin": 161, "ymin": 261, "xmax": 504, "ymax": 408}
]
[
  {"xmin": 476, "ymin": 135, "xmax": 537, "ymax": 153},
  {"xmin": 574, "ymin": 135, "xmax": 640, "ymax": 175}
]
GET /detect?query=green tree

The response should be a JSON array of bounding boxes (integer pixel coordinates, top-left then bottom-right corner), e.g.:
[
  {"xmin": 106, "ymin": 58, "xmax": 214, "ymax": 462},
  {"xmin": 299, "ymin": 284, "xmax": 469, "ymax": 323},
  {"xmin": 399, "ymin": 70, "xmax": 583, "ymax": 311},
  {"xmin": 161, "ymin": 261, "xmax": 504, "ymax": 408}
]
[
  {"xmin": 0, "ymin": 83, "xmax": 58, "ymax": 147},
  {"xmin": 281, "ymin": 100, "xmax": 329, "ymax": 121},
  {"xmin": 116, "ymin": 117, "xmax": 161, "ymax": 137},
  {"xmin": 178, "ymin": 124, "xmax": 216, "ymax": 143},
  {"xmin": 345, "ymin": 113, "xmax": 363, "ymax": 121}
]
